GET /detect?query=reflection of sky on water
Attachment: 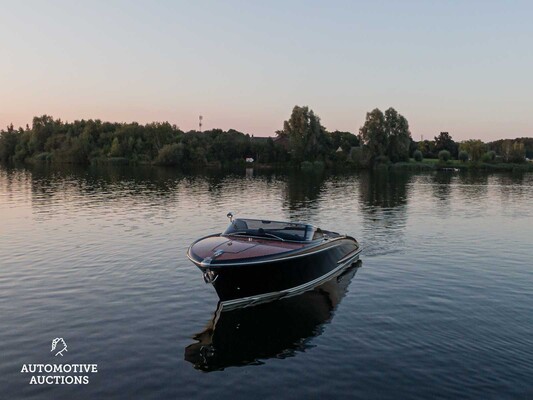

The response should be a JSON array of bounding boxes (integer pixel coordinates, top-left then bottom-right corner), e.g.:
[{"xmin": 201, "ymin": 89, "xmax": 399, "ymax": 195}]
[
  {"xmin": 1, "ymin": 165, "xmax": 533, "ymax": 399},
  {"xmin": 2, "ymin": 165, "xmax": 532, "ymax": 259}
]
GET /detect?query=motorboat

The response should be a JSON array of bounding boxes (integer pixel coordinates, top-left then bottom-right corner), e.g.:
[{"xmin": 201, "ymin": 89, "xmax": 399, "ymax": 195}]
[{"xmin": 186, "ymin": 213, "xmax": 361, "ymax": 308}]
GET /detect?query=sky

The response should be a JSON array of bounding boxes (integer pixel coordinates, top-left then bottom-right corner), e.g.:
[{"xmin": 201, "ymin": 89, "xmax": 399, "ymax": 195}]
[{"xmin": 1, "ymin": 0, "xmax": 532, "ymax": 141}]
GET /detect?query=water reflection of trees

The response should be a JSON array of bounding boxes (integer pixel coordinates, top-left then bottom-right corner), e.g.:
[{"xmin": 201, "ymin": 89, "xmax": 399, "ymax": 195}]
[
  {"xmin": 21, "ymin": 164, "xmax": 278, "ymax": 210},
  {"xmin": 450, "ymin": 172, "xmax": 490, "ymax": 219},
  {"xmin": 357, "ymin": 170, "xmax": 412, "ymax": 256},
  {"xmin": 430, "ymin": 171, "xmax": 453, "ymax": 203},
  {"xmin": 492, "ymin": 172, "xmax": 532, "ymax": 218},
  {"xmin": 184, "ymin": 263, "xmax": 360, "ymax": 372},
  {"xmin": 358, "ymin": 170, "xmax": 411, "ymax": 209},
  {"xmin": 16, "ymin": 164, "xmax": 188, "ymax": 220},
  {"xmin": 282, "ymin": 170, "xmax": 327, "ymax": 221}
]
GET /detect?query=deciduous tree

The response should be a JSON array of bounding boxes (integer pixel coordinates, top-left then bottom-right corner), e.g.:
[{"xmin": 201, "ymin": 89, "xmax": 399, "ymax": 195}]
[{"xmin": 459, "ymin": 140, "xmax": 486, "ymax": 162}]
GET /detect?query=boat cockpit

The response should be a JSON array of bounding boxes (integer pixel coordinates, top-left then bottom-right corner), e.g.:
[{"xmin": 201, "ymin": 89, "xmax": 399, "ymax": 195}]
[{"xmin": 222, "ymin": 218, "xmax": 324, "ymax": 242}]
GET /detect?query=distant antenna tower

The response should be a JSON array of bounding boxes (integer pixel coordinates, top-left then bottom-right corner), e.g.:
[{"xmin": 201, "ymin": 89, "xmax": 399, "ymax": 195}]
[
  {"xmin": 421, "ymin": 134, "xmax": 424, "ymax": 141},
  {"xmin": 199, "ymin": 115, "xmax": 203, "ymax": 132}
]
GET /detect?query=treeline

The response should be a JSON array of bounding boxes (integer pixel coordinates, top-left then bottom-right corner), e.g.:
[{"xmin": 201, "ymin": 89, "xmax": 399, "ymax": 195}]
[
  {"xmin": 356, "ymin": 109, "xmax": 531, "ymax": 166},
  {"xmin": 415, "ymin": 133, "xmax": 532, "ymax": 164},
  {"xmin": 0, "ymin": 116, "xmax": 288, "ymax": 166},
  {"xmin": 0, "ymin": 110, "xmax": 360, "ymax": 167},
  {"xmin": 0, "ymin": 107, "xmax": 531, "ymax": 168}
]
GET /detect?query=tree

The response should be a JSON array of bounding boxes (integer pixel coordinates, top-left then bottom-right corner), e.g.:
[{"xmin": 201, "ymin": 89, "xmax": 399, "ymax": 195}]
[
  {"xmin": 154, "ymin": 143, "xmax": 184, "ymax": 165},
  {"xmin": 109, "ymin": 137, "xmax": 122, "ymax": 157},
  {"xmin": 434, "ymin": 132, "xmax": 458, "ymax": 158},
  {"xmin": 501, "ymin": 140, "xmax": 526, "ymax": 163},
  {"xmin": 482, "ymin": 151, "xmax": 496, "ymax": 162},
  {"xmin": 438, "ymin": 150, "xmax": 451, "ymax": 162},
  {"xmin": 330, "ymin": 130, "xmax": 359, "ymax": 153},
  {"xmin": 413, "ymin": 149, "xmax": 423, "ymax": 162},
  {"xmin": 385, "ymin": 107, "xmax": 411, "ymax": 162},
  {"xmin": 0, "ymin": 125, "xmax": 18, "ymax": 162},
  {"xmin": 488, "ymin": 137, "xmax": 533, "ymax": 159},
  {"xmin": 459, "ymin": 140, "xmax": 486, "ymax": 163},
  {"xmin": 30, "ymin": 115, "xmax": 57, "ymax": 153},
  {"xmin": 282, "ymin": 106, "xmax": 330, "ymax": 162},
  {"xmin": 418, "ymin": 139, "xmax": 436, "ymax": 158},
  {"xmin": 458, "ymin": 150, "xmax": 469, "ymax": 162},
  {"xmin": 359, "ymin": 109, "xmax": 387, "ymax": 161},
  {"xmin": 359, "ymin": 107, "xmax": 411, "ymax": 163}
]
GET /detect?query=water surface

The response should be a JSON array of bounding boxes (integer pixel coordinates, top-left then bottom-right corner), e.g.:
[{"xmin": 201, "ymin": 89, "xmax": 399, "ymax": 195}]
[{"xmin": 1, "ymin": 165, "xmax": 532, "ymax": 399}]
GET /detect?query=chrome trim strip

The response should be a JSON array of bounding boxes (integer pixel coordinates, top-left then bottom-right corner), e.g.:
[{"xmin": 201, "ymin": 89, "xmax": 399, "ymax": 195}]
[
  {"xmin": 219, "ymin": 251, "xmax": 361, "ymax": 310},
  {"xmin": 189, "ymin": 238, "xmax": 346, "ymax": 267},
  {"xmin": 337, "ymin": 247, "xmax": 362, "ymax": 264}
]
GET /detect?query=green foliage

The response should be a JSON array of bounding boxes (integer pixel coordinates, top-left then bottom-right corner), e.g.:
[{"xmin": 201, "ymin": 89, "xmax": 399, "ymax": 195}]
[
  {"xmin": 375, "ymin": 155, "xmax": 390, "ymax": 165},
  {"xmin": 109, "ymin": 137, "xmax": 122, "ymax": 157},
  {"xmin": 2, "ymin": 111, "xmax": 530, "ymax": 170},
  {"xmin": 350, "ymin": 146, "xmax": 371, "ymax": 168},
  {"xmin": 459, "ymin": 140, "xmax": 486, "ymax": 162},
  {"xmin": 500, "ymin": 140, "xmax": 526, "ymax": 163},
  {"xmin": 300, "ymin": 161, "xmax": 313, "ymax": 170},
  {"xmin": 30, "ymin": 115, "xmax": 58, "ymax": 153},
  {"xmin": 33, "ymin": 152, "xmax": 52, "ymax": 162},
  {"xmin": 313, "ymin": 160, "xmax": 325, "ymax": 170},
  {"xmin": 385, "ymin": 108, "xmax": 411, "ymax": 162},
  {"xmin": 482, "ymin": 150, "xmax": 496, "ymax": 162},
  {"xmin": 359, "ymin": 107, "xmax": 411, "ymax": 164},
  {"xmin": 434, "ymin": 132, "xmax": 458, "ymax": 158},
  {"xmin": 281, "ymin": 106, "xmax": 331, "ymax": 162},
  {"xmin": 438, "ymin": 150, "xmax": 451, "ymax": 162},
  {"xmin": 359, "ymin": 109, "xmax": 387, "ymax": 160},
  {"xmin": 0, "ymin": 117, "xmax": 288, "ymax": 166},
  {"xmin": 458, "ymin": 150, "xmax": 469, "ymax": 162},
  {"xmin": 330, "ymin": 130, "xmax": 360, "ymax": 153},
  {"xmin": 0, "ymin": 125, "xmax": 19, "ymax": 162},
  {"xmin": 417, "ymin": 140, "xmax": 436, "ymax": 159},
  {"xmin": 488, "ymin": 137, "xmax": 533, "ymax": 159},
  {"xmin": 154, "ymin": 143, "xmax": 184, "ymax": 166}
]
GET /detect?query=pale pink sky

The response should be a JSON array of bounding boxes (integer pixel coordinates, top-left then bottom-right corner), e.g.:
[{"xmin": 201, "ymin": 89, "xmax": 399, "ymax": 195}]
[{"xmin": 1, "ymin": 1, "xmax": 532, "ymax": 141}]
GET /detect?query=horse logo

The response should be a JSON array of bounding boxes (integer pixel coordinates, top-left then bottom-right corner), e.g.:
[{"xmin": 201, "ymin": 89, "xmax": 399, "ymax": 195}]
[{"xmin": 51, "ymin": 338, "xmax": 68, "ymax": 357}]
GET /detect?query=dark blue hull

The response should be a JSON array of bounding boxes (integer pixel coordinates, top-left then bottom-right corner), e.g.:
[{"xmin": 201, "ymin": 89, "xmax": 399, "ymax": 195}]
[{"xmin": 194, "ymin": 237, "xmax": 360, "ymax": 307}]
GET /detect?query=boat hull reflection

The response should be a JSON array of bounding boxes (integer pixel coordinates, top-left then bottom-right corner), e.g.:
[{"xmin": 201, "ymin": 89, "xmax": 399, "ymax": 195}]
[{"xmin": 185, "ymin": 261, "xmax": 361, "ymax": 372}]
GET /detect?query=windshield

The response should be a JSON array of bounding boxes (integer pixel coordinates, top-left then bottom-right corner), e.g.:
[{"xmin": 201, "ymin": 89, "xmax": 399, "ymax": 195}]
[{"xmin": 223, "ymin": 218, "xmax": 318, "ymax": 242}]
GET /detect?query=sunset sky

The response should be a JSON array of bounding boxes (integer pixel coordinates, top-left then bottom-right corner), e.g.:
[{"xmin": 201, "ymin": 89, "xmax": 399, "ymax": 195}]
[{"xmin": 1, "ymin": 0, "xmax": 532, "ymax": 141}]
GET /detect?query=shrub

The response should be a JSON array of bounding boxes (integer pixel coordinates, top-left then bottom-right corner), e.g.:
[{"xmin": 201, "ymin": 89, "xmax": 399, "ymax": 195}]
[
  {"xmin": 350, "ymin": 147, "xmax": 371, "ymax": 168},
  {"xmin": 34, "ymin": 152, "xmax": 52, "ymax": 162},
  {"xmin": 438, "ymin": 150, "xmax": 451, "ymax": 162},
  {"xmin": 313, "ymin": 160, "xmax": 325, "ymax": 170},
  {"xmin": 375, "ymin": 155, "xmax": 389, "ymax": 165},
  {"xmin": 413, "ymin": 150, "xmax": 423, "ymax": 162},
  {"xmin": 300, "ymin": 161, "xmax": 313, "ymax": 170},
  {"xmin": 154, "ymin": 143, "xmax": 183, "ymax": 166},
  {"xmin": 459, "ymin": 150, "xmax": 469, "ymax": 162},
  {"xmin": 482, "ymin": 151, "xmax": 496, "ymax": 163}
]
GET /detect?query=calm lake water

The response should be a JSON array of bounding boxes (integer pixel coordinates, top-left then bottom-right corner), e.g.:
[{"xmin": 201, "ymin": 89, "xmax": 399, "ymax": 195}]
[{"xmin": 1, "ymin": 165, "xmax": 532, "ymax": 399}]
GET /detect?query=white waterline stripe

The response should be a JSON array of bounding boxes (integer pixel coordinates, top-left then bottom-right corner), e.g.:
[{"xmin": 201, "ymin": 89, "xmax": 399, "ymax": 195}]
[
  {"xmin": 220, "ymin": 252, "xmax": 361, "ymax": 309},
  {"xmin": 337, "ymin": 247, "xmax": 363, "ymax": 264}
]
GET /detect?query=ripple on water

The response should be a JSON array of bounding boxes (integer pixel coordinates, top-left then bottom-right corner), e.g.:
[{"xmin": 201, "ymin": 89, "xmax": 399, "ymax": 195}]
[{"xmin": 1, "ymin": 166, "xmax": 532, "ymax": 399}]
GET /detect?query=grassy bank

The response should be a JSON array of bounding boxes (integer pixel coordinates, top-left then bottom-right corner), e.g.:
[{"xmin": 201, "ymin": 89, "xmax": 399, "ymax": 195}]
[{"xmin": 390, "ymin": 158, "xmax": 533, "ymax": 172}]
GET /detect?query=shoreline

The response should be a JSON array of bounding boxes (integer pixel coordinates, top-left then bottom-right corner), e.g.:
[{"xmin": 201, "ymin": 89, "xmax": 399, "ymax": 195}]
[{"xmin": 3, "ymin": 159, "xmax": 533, "ymax": 173}]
